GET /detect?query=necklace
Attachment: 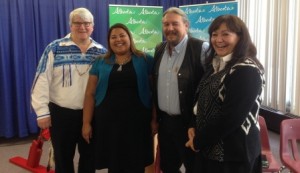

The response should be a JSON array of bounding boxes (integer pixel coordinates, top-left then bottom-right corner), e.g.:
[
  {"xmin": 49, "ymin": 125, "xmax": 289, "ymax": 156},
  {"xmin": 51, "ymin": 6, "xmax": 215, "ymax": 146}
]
[
  {"xmin": 75, "ymin": 63, "xmax": 92, "ymax": 76},
  {"xmin": 69, "ymin": 39, "xmax": 94, "ymax": 76},
  {"xmin": 115, "ymin": 56, "xmax": 131, "ymax": 71},
  {"xmin": 69, "ymin": 44, "xmax": 93, "ymax": 76}
]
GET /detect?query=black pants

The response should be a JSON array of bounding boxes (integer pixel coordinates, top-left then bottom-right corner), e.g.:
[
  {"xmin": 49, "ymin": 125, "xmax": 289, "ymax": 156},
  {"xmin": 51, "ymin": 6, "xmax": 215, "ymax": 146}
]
[
  {"xmin": 49, "ymin": 103, "xmax": 95, "ymax": 173},
  {"xmin": 158, "ymin": 112, "xmax": 195, "ymax": 173}
]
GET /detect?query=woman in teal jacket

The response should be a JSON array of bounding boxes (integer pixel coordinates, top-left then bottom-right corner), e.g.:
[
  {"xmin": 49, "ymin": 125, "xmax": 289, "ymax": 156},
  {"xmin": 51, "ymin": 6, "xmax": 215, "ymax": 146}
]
[{"xmin": 82, "ymin": 23, "xmax": 154, "ymax": 173}]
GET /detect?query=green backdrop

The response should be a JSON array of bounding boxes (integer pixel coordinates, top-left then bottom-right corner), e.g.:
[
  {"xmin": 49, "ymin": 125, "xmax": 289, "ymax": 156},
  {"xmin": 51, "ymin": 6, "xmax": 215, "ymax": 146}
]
[{"xmin": 109, "ymin": 5, "xmax": 163, "ymax": 56}]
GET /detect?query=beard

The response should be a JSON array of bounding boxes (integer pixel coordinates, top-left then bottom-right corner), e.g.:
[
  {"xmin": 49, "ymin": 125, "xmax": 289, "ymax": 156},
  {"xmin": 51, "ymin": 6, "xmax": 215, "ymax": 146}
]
[{"xmin": 165, "ymin": 33, "xmax": 180, "ymax": 47}]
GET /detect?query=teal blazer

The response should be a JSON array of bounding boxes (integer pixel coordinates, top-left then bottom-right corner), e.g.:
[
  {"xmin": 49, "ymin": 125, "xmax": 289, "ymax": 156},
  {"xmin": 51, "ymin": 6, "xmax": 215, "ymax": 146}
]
[{"xmin": 89, "ymin": 54, "xmax": 153, "ymax": 108}]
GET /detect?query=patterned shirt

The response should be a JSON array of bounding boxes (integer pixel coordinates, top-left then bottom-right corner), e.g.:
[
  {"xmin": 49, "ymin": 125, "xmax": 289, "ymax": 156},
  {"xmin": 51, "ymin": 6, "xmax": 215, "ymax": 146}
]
[{"xmin": 31, "ymin": 34, "xmax": 107, "ymax": 119}]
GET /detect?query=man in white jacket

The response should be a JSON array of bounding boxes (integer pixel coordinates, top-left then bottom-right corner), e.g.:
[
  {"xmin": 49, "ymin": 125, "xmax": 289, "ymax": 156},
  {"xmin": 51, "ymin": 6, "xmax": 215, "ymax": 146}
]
[{"xmin": 31, "ymin": 7, "xmax": 107, "ymax": 173}]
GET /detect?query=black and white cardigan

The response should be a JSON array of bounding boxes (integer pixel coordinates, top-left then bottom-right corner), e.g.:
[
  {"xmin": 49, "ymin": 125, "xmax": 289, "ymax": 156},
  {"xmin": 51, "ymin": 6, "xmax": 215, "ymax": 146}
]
[{"xmin": 193, "ymin": 58, "xmax": 265, "ymax": 162}]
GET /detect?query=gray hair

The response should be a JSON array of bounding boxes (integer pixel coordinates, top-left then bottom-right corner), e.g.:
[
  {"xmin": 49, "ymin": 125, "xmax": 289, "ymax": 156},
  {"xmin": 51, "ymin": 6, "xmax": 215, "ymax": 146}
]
[
  {"xmin": 69, "ymin": 7, "xmax": 94, "ymax": 26},
  {"xmin": 163, "ymin": 7, "xmax": 189, "ymax": 25}
]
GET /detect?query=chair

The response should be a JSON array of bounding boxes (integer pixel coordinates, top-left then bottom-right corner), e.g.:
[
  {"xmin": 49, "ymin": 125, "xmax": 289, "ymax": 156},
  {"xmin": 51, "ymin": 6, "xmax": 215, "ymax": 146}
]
[
  {"xmin": 259, "ymin": 116, "xmax": 281, "ymax": 172},
  {"xmin": 280, "ymin": 119, "xmax": 300, "ymax": 173}
]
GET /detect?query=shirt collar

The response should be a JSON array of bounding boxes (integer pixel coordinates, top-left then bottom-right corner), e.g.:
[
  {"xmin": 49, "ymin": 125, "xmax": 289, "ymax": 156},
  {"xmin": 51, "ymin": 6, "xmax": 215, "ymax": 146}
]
[
  {"xmin": 58, "ymin": 33, "xmax": 104, "ymax": 49},
  {"xmin": 221, "ymin": 53, "xmax": 232, "ymax": 62},
  {"xmin": 173, "ymin": 34, "xmax": 188, "ymax": 54},
  {"xmin": 212, "ymin": 53, "xmax": 232, "ymax": 73}
]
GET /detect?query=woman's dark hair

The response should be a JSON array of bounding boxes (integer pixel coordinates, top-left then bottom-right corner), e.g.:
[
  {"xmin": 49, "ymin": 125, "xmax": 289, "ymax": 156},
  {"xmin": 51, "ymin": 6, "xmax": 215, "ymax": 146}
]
[
  {"xmin": 104, "ymin": 23, "xmax": 145, "ymax": 59},
  {"xmin": 206, "ymin": 15, "xmax": 264, "ymax": 71}
]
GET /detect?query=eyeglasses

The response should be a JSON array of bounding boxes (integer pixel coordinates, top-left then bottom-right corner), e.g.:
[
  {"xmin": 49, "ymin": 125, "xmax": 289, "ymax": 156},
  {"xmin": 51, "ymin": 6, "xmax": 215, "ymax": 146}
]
[{"xmin": 72, "ymin": 22, "xmax": 92, "ymax": 27}]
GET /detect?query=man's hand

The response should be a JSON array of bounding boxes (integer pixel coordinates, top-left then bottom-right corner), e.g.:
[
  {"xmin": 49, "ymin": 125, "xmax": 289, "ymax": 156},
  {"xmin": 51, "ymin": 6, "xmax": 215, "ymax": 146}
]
[{"xmin": 37, "ymin": 117, "xmax": 51, "ymax": 129}]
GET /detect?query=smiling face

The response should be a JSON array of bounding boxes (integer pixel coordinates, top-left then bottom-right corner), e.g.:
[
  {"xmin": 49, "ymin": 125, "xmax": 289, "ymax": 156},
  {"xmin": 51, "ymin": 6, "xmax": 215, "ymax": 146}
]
[
  {"xmin": 211, "ymin": 23, "xmax": 239, "ymax": 57},
  {"xmin": 70, "ymin": 15, "xmax": 94, "ymax": 43},
  {"xmin": 162, "ymin": 12, "xmax": 189, "ymax": 47},
  {"xmin": 109, "ymin": 28, "xmax": 131, "ymax": 55}
]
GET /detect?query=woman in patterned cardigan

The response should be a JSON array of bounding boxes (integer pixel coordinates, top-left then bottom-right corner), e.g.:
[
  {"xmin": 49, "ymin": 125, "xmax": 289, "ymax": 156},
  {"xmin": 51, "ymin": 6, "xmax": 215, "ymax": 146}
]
[{"xmin": 186, "ymin": 15, "xmax": 265, "ymax": 173}]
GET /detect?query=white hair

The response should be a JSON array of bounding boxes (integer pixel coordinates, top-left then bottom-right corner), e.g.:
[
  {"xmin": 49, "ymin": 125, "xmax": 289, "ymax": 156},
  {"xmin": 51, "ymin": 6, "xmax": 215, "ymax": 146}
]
[{"xmin": 69, "ymin": 7, "xmax": 94, "ymax": 26}]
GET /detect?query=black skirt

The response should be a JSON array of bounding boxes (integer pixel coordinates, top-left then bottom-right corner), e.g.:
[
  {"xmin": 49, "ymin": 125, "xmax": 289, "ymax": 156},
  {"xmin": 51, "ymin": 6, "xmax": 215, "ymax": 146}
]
[{"xmin": 92, "ymin": 61, "xmax": 153, "ymax": 171}]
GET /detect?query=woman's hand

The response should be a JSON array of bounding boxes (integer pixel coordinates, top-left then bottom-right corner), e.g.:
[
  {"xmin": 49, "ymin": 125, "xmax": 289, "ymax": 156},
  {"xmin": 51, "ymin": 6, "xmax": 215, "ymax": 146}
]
[
  {"xmin": 151, "ymin": 119, "xmax": 159, "ymax": 136},
  {"xmin": 185, "ymin": 127, "xmax": 199, "ymax": 152},
  {"xmin": 82, "ymin": 123, "xmax": 92, "ymax": 144}
]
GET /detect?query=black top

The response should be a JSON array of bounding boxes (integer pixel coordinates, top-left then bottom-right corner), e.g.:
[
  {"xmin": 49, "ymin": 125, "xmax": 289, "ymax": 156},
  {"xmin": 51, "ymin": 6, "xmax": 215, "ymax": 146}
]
[
  {"xmin": 92, "ymin": 61, "xmax": 153, "ymax": 170},
  {"xmin": 194, "ymin": 58, "xmax": 264, "ymax": 162}
]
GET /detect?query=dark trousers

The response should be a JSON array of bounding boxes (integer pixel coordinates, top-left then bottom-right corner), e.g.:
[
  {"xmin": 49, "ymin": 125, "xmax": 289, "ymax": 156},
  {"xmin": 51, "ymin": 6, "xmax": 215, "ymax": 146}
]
[
  {"xmin": 193, "ymin": 153, "xmax": 262, "ymax": 173},
  {"xmin": 158, "ymin": 112, "xmax": 195, "ymax": 173},
  {"xmin": 49, "ymin": 103, "xmax": 95, "ymax": 173}
]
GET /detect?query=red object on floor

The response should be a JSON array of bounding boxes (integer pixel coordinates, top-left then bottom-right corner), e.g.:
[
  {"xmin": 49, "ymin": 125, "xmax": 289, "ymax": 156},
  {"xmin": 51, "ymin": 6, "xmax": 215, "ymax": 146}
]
[
  {"xmin": 9, "ymin": 156, "xmax": 54, "ymax": 173},
  {"xmin": 27, "ymin": 137, "xmax": 43, "ymax": 168},
  {"xmin": 9, "ymin": 129, "xmax": 54, "ymax": 173}
]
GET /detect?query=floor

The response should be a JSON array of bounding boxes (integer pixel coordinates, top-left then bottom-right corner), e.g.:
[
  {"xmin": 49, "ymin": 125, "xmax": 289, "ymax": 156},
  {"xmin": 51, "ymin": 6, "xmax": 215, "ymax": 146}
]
[{"xmin": 0, "ymin": 131, "xmax": 287, "ymax": 173}]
